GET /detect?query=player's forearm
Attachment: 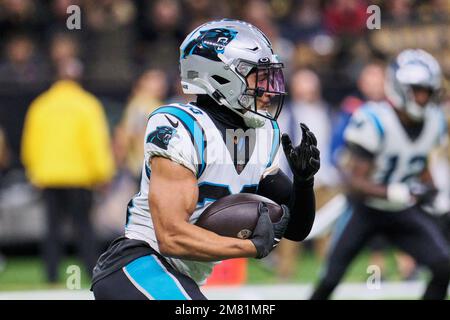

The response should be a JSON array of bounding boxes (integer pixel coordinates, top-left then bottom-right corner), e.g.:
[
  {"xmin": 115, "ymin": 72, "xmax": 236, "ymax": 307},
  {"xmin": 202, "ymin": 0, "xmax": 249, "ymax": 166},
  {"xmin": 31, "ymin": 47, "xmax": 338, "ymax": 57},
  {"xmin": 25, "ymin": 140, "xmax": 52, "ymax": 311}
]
[
  {"xmin": 257, "ymin": 171, "xmax": 316, "ymax": 241},
  {"xmin": 347, "ymin": 176, "xmax": 387, "ymax": 199},
  {"xmin": 284, "ymin": 178, "xmax": 316, "ymax": 241},
  {"xmin": 157, "ymin": 222, "xmax": 257, "ymax": 261}
]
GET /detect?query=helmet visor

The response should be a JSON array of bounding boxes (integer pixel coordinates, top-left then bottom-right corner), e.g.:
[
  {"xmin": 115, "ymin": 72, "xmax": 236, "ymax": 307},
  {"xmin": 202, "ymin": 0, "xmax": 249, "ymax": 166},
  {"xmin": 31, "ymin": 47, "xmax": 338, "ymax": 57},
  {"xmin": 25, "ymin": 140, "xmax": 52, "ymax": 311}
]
[{"xmin": 237, "ymin": 60, "xmax": 287, "ymax": 121}]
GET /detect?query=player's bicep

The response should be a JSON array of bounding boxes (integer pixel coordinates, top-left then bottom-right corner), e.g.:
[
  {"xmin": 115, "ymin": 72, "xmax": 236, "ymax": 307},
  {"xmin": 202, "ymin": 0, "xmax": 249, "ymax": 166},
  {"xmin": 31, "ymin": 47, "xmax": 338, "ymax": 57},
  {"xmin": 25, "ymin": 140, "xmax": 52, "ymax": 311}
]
[
  {"xmin": 148, "ymin": 157, "xmax": 198, "ymax": 240},
  {"xmin": 144, "ymin": 113, "xmax": 198, "ymax": 176}
]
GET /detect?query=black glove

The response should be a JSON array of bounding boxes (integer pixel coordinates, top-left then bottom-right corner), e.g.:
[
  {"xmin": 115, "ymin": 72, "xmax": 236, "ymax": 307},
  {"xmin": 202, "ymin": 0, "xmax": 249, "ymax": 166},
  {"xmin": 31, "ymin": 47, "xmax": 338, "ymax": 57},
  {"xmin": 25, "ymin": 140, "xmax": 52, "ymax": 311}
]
[
  {"xmin": 250, "ymin": 202, "xmax": 290, "ymax": 259},
  {"xmin": 409, "ymin": 181, "xmax": 438, "ymax": 205},
  {"xmin": 273, "ymin": 204, "xmax": 290, "ymax": 247},
  {"xmin": 281, "ymin": 123, "xmax": 320, "ymax": 185}
]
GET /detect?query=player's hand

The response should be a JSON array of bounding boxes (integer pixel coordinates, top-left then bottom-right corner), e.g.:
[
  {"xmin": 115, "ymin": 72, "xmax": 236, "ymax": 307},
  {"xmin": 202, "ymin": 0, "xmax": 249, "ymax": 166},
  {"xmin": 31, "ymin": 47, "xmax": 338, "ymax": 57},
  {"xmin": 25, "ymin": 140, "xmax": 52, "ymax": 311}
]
[
  {"xmin": 387, "ymin": 181, "xmax": 438, "ymax": 206},
  {"xmin": 281, "ymin": 123, "xmax": 320, "ymax": 185},
  {"xmin": 250, "ymin": 203, "xmax": 290, "ymax": 259},
  {"xmin": 408, "ymin": 181, "xmax": 438, "ymax": 205},
  {"xmin": 273, "ymin": 205, "xmax": 290, "ymax": 247}
]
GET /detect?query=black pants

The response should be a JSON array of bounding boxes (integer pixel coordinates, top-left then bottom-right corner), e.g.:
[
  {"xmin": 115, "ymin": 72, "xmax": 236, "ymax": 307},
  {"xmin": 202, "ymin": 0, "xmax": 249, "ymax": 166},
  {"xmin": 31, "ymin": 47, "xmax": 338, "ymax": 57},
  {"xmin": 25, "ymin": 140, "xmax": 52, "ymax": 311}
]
[
  {"xmin": 42, "ymin": 188, "xmax": 97, "ymax": 282},
  {"xmin": 92, "ymin": 254, "xmax": 207, "ymax": 300},
  {"xmin": 310, "ymin": 204, "xmax": 450, "ymax": 300}
]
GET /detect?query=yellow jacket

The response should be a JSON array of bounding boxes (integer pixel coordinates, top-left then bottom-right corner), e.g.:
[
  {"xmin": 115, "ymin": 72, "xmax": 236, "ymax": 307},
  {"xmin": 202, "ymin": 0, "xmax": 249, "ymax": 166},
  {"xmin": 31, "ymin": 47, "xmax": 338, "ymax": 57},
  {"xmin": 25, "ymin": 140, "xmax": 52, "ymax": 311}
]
[{"xmin": 21, "ymin": 80, "xmax": 115, "ymax": 188}]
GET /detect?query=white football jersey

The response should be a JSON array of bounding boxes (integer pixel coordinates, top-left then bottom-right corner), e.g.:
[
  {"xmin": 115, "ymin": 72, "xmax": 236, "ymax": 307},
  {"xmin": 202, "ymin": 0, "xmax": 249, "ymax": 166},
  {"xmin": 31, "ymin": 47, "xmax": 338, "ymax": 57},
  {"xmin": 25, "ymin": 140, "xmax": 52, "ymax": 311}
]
[
  {"xmin": 344, "ymin": 101, "xmax": 448, "ymax": 211},
  {"xmin": 125, "ymin": 103, "xmax": 281, "ymax": 284}
]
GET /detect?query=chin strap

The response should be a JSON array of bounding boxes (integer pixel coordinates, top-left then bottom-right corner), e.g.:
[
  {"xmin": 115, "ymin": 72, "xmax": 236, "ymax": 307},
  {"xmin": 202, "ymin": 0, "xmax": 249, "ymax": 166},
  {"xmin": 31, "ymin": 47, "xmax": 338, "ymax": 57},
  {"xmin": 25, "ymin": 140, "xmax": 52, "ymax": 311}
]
[{"xmin": 211, "ymin": 90, "xmax": 266, "ymax": 128}]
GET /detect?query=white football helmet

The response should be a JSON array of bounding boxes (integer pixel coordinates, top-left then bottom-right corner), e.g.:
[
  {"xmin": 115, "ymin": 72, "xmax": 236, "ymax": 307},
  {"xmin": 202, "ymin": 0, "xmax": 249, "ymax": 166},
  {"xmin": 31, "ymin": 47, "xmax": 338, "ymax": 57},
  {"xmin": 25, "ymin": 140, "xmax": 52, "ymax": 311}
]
[
  {"xmin": 385, "ymin": 49, "xmax": 442, "ymax": 121},
  {"xmin": 179, "ymin": 19, "xmax": 286, "ymax": 128}
]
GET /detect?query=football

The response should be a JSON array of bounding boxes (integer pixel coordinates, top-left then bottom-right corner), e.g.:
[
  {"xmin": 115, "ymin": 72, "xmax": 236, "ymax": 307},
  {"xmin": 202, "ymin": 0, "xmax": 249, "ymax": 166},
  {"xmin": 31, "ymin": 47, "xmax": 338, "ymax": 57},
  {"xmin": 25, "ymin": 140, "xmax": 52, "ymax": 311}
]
[{"xmin": 195, "ymin": 193, "xmax": 283, "ymax": 239}]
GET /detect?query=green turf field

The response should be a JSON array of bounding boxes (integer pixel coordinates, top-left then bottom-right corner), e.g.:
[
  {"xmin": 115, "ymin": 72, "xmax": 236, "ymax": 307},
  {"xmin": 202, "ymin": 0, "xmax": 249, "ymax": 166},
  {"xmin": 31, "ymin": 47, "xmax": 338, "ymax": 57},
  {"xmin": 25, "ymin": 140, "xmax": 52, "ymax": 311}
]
[{"xmin": 0, "ymin": 249, "xmax": 417, "ymax": 291}]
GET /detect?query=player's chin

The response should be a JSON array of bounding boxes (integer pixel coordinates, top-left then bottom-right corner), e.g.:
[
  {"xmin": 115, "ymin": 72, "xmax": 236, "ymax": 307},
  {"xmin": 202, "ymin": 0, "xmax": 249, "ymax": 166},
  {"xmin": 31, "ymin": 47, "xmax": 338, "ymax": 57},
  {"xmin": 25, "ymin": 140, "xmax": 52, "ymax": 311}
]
[{"xmin": 256, "ymin": 103, "xmax": 270, "ymax": 112}]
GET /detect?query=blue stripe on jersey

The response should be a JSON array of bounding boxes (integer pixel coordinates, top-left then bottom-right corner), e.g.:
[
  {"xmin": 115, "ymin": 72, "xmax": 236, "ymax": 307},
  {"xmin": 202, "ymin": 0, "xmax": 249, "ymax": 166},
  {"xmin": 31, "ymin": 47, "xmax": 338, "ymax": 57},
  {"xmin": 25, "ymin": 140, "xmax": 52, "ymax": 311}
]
[
  {"xmin": 361, "ymin": 107, "xmax": 385, "ymax": 139},
  {"xmin": 197, "ymin": 181, "xmax": 232, "ymax": 206},
  {"xmin": 125, "ymin": 199, "xmax": 134, "ymax": 227},
  {"xmin": 267, "ymin": 120, "xmax": 280, "ymax": 168},
  {"xmin": 150, "ymin": 106, "xmax": 207, "ymax": 178},
  {"xmin": 145, "ymin": 163, "xmax": 151, "ymax": 179},
  {"xmin": 197, "ymin": 182, "xmax": 259, "ymax": 206},
  {"xmin": 240, "ymin": 184, "xmax": 259, "ymax": 194},
  {"xmin": 124, "ymin": 255, "xmax": 188, "ymax": 300}
]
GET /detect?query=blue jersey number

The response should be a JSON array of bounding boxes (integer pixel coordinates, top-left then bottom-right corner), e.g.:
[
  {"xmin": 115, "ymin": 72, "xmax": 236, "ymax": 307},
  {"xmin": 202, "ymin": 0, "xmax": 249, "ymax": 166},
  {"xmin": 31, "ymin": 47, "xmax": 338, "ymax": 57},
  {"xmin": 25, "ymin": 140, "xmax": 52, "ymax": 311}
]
[{"xmin": 381, "ymin": 154, "xmax": 427, "ymax": 184}]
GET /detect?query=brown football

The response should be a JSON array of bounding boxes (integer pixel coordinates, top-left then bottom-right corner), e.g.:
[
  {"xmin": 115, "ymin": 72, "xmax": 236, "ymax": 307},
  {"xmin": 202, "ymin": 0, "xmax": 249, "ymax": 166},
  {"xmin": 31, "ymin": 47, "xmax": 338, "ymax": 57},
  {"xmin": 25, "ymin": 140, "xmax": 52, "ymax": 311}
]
[{"xmin": 195, "ymin": 193, "xmax": 283, "ymax": 239}]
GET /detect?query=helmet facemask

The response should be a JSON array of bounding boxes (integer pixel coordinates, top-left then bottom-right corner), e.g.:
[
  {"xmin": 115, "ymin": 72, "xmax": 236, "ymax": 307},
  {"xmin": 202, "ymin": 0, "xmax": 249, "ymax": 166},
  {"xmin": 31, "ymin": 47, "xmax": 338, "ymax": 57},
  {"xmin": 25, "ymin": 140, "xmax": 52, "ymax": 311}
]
[
  {"xmin": 385, "ymin": 49, "xmax": 442, "ymax": 122},
  {"xmin": 402, "ymin": 85, "xmax": 439, "ymax": 121},
  {"xmin": 235, "ymin": 59, "xmax": 286, "ymax": 126}
]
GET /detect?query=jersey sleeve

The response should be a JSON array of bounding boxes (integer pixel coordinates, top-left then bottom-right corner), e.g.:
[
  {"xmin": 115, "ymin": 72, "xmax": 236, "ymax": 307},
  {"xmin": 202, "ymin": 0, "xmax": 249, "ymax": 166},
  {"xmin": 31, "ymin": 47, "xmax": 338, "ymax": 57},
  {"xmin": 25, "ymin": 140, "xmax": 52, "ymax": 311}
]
[
  {"xmin": 262, "ymin": 123, "xmax": 282, "ymax": 179},
  {"xmin": 262, "ymin": 146, "xmax": 281, "ymax": 178},
  {"xmin": 144, "ymin": 113, "xmax": 198, "ymax": 176},
  {"xmin": 344, "ymin": 107, "xmax": 384, "ymax": 154}
]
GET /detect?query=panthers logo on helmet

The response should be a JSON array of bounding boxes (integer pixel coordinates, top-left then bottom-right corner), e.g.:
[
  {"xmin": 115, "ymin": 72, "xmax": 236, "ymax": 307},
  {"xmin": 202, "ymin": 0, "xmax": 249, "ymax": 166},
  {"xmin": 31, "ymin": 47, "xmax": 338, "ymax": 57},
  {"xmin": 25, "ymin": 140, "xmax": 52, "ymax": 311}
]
[
  {"xmin": 147, "ymin": 126, "xmax": 176, "ymax": 150},
  {"xmin": 181, "ymin": 28, "xmax": 238, "ymax": 61}
]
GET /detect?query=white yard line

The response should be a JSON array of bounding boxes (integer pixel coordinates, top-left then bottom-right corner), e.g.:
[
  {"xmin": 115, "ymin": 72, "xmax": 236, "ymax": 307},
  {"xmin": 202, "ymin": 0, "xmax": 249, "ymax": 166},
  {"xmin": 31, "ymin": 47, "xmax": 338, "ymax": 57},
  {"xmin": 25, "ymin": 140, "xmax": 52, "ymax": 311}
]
[{"xmin": 0, "ymin": 281, "xmax": 444, "ymax": 300}]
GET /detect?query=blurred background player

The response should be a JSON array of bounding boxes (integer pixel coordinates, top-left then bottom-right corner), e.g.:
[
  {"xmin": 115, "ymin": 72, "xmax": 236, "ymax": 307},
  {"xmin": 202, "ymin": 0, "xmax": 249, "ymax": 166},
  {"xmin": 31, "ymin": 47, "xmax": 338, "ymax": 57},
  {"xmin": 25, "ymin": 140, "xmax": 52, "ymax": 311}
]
[
  {"xmin": 21, "ymin": 56, "xmax": 115, "ymax": 283},
  {"xmin": 310, "ymin": 49, "xmax": 450, "ymax": 300},
  {"xmin": 332, "ymin": 61, "xmax": 419, "ymax": 281}
]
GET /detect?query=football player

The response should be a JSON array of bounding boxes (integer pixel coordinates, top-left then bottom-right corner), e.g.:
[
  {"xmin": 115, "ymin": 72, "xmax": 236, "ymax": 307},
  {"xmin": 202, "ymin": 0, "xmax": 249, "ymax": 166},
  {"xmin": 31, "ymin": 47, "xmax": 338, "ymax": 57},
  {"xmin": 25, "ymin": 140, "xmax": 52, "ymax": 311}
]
[
  {"xmin": 310, "ymin": 49, "xmax": 450, "ymax": 300},
  {"xmin": 91, "ymin": 19, "xmax": 320, "ymax": 300}
]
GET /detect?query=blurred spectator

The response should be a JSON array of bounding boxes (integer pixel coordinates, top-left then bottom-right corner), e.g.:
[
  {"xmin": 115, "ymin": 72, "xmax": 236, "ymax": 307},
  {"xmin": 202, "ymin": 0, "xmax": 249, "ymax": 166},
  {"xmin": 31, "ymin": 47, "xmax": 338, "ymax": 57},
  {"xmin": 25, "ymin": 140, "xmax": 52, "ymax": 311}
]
[
  {"xmin": 47, "ymin": 0, "xmax": 83, "ymax": 35},
  {"xmin": 418, "ymin": 0, "xmax": 450, "ymax": 23},
  {"xmin": 241, "ymin": 0, "xmax": 295, "ymax": 78},
  {"xmin": 183, "ymin": 0, "xmax": 231, "ymax": 29},
  {"xmin": 49, "ymin": 33, "xmax": 81, "ymax": 74},
  {"xmin": 384, "ymin": 0, "xmax": 414, "ymax": 25},
  {"xmin": 0, "ymin": 126, "xmax": 10, "ymax": 271},
  {"xmin": 0, "ymin": 127, "xmax": 11, "ymax": 176},
  {"xmin": 21, "ymin": 58, "xmax": 115, "ymax": 283},
  {"xmin": 0, "ymin": 0, "xmax": 47, "ymax": 42},
  {"xmin": 280, "ymin": 0, "xmax": 324, "ymax": 43},
  {"xmin": 136, "ymin": 0, "xmax": 184, "ymax": 78},
  {"xmin": 280, "ymin": 69, "xmax": 339, "ymax": 185},
  {"xmin": 323, "ymin": 0, "xmax": 368, "ymax": 36},
  {"xmin": 0, "ymin": 34, "xmax": 49, "ymax": 84},
  {"xmin": 275, "ymin": 68, "xmax": 340, "ymax": 280},
  {"xmin": 331, "ymin": 61, "xmax": 386, "ymax": 166},
  {"xmin": 92, "ymin": 68, "xmax": 169, "ymax": 243},
  {"xmin": 241, "ymin": 0, "xmax": 272, "ymax": 32},
  {"xmin": 115, "ymin": 69, "xmax": 169, "ymax": 183},
  {"xmin": 84, "ymin": 0, "xmax": 136, "ymax": 83}
]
